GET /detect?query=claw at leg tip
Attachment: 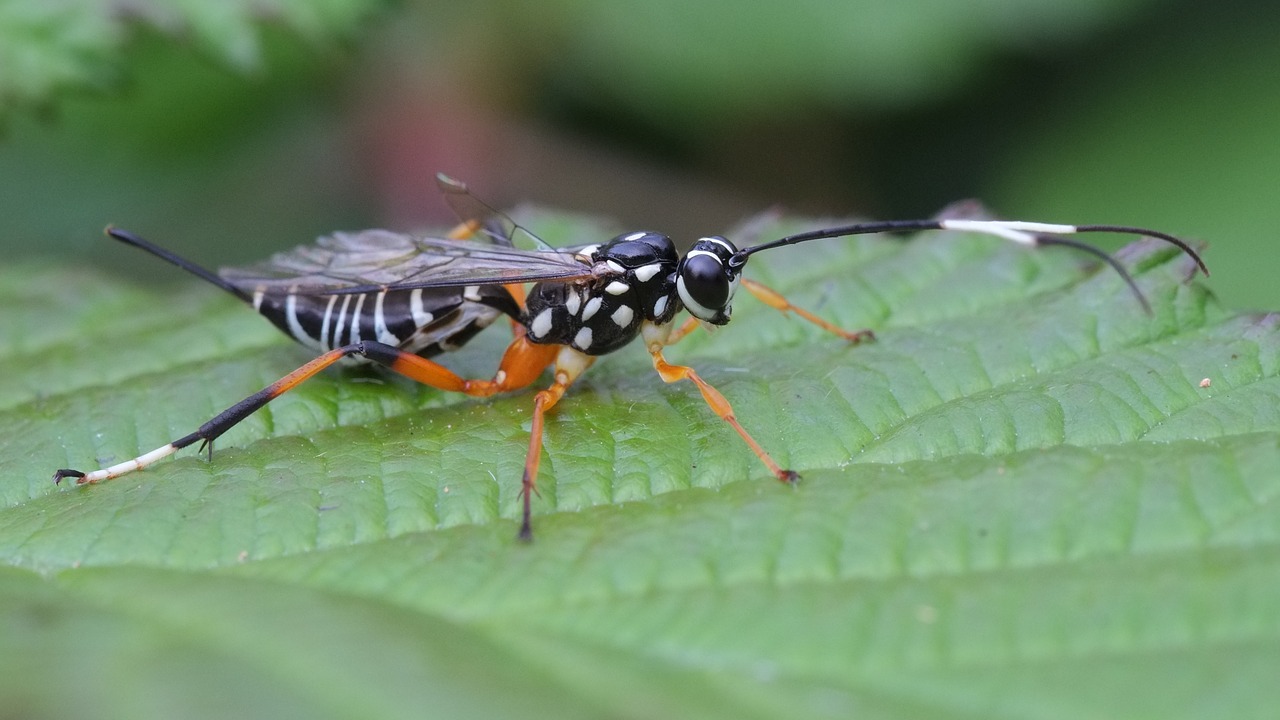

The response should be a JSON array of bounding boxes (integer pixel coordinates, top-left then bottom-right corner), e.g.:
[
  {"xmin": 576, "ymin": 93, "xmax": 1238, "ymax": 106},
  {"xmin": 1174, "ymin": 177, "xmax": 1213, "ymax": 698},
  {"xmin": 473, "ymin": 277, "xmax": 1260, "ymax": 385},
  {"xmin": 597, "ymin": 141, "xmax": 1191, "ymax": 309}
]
[{"xmin": 52, "ymin": 469, "xmax": 84, "ymax": 485}]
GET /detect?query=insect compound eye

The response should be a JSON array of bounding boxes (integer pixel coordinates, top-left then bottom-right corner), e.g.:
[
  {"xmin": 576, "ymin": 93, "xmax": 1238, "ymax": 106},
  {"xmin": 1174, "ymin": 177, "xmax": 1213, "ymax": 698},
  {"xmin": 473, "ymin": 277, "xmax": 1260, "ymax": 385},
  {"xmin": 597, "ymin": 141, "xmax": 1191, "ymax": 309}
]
[{"xmin": 677, "ymin": 236, "xmax": 740, "ymax": 325}]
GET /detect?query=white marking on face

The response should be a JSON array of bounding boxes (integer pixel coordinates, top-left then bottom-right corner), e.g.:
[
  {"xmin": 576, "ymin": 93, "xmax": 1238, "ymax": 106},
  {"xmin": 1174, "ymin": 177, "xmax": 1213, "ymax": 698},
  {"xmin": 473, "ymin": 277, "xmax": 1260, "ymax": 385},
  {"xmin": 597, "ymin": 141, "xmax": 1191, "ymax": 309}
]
[
  {"xmin": 581, "ymin": 296, "xmax": 602, "ymax": 321},
  {"xmin": 611, "ymin": 304, "xmax": 634, "ymax": 328},
  {"xmin": 686, "ymin": 249, "xmax": 723, "ymax": 263},
  {"xmin": 573, "ymin": 326, "xmax": 593, "ymax": 350},
  {"xmin": 634, "ymin": 263, "xmax": 662, "ymax": 283},
  {"xmin": 606, "ymin": 260, "xmax": 626, "ymax": 274},
  {"xmin": 320, "ymin": 294, "xmax": 338, "ymax": 348},
  {"xmin": 409, "ymin": 288, "xmax": 434, "ymax": 327},
  {"xmin": 676, "ymin": 276, "xmax": 716, "ymax": 320},
  {"xmin": 566, "ymin": 290, "xmax": 582, "ymax": 316},
  {"xmin": 530, "ymin": 308, "xmax": 554, "ymax": 338},
  {"xmin": 653, "ymin": 295, "xmax": 668, "ymax": 318},
  {"xmin": 624, "ymin": 231, "xmax": 648, "ymax": 241},
  {"xmin": 463, "ymin": 285, "xmax": 482, "ymax": 302},
  {"xmin": 701, "ymin": 237, "xmax": 735, "ymax": 253},
  {"xmin": 606, "ymin": 281, "xmax": 630, "ymax": 295}
]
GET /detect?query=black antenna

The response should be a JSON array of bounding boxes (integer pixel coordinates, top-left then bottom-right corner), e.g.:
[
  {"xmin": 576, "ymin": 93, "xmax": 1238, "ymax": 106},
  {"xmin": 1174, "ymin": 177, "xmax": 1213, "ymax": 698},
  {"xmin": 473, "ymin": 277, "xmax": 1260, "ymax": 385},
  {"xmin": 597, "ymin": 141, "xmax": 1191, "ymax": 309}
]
[
  {"xmin": 105, "ymin": 227, "xmax": 253, "ymax": 303},
  {"xmin": 731, "ymin": 219, "xmax": 1208, "ymax": 313},
  {"xmin": 435, "ymin": 173, "xmax": 555, "ymax": 251}
]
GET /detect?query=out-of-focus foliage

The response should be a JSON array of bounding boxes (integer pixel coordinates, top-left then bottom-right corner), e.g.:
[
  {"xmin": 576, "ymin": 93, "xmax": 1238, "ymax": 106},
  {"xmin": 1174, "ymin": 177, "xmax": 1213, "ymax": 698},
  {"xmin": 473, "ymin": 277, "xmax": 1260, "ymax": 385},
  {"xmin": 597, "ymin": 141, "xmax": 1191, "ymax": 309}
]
[
  {"xmin": 0, "ymin": 0, "xmax": 385, "ymax": 110},
  {"xmin": 1, "ymin": 0, "xmax": 1152, "ymax": 121},
  {"xmin": 1, "ymin": 0, "xmax": 1275, "ymax": 307}
]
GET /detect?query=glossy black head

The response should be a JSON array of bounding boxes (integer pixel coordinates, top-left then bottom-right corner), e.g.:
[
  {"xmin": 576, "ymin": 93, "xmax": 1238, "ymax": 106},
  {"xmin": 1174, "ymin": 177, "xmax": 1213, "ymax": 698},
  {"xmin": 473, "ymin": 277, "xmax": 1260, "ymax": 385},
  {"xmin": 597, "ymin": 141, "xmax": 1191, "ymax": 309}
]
[{"xmin": 676, "ymin": 236, "xmax": 741, "ymax": 325}]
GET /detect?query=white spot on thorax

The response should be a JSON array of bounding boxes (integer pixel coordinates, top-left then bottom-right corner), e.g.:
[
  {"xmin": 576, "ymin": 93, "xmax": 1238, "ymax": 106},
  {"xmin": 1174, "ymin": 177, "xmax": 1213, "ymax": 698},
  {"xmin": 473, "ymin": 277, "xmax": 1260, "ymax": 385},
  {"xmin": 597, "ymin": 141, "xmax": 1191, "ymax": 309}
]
[
  {"xmin": 606, "ymin": 260, "xmax": 626, "ymax": 274},
  {"xmin": 611, "ymin": 304, "xmax": 634, "ymax": 328},
  {"xmin": 566, "ymin": 290, "xmax": 582, "ymax": 316},
  {"xmin": 573, "ymin": 326, "xmax": 593, "ymax": 350},
  {"xmin": 605, "ymin": 281, "xmax": 630, "ymax": 295},
  {"xmin": 624, "ymin": 231, "xmax": 648, "ymax": 241},
  {"xmin": 530, "ymin": 308, "xmax": 554, "ymax": 338},
  {"xmin": 581, "ymin": 296, "xmax": 603, "ymax": 321},
  {"xmin": 463, "ymin": 285, "xmax": 482, "ymax": 302},
  {"xmin": 634, "ymin": 263, "xmax": 662, "ymax": 282}
]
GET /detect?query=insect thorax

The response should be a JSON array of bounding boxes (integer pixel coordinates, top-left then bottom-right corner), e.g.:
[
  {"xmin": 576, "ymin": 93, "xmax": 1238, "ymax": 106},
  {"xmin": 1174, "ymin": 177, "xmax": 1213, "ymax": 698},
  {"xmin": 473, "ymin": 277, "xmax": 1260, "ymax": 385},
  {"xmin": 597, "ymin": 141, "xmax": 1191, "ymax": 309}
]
[{"xmin": 522, "ymin": 231, "xmax": 681, "ymax": 356}]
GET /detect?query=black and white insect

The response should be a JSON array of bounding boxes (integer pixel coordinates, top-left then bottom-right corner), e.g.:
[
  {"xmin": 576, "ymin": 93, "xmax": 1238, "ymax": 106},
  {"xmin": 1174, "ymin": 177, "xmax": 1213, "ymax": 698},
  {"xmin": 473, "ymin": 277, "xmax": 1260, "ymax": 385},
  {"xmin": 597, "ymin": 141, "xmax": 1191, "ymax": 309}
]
[{"xmin": 54, "ymin": 175, "xmax": 1209, "ymax": 540}]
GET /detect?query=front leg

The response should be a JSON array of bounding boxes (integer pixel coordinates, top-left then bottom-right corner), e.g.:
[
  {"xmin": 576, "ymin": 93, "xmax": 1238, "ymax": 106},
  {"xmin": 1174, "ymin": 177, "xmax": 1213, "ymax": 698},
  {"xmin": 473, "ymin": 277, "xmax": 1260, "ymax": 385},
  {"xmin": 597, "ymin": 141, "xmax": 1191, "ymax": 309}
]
[
  {"xmin": 740, "ymin": 277, "xmax": 874, "ymax": 343},
  {"xmin": 641, "ymin": 321, "xmax": 798, "ymax": 485}
]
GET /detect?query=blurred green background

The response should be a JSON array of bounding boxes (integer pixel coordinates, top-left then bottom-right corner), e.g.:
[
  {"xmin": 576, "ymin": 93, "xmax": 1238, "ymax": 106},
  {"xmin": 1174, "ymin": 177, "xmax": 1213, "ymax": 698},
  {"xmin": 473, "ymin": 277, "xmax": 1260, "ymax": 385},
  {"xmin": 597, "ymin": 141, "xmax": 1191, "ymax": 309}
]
[{"xmin": 1, "ymin": 0, "xmax": 1276, "ymax": 309}]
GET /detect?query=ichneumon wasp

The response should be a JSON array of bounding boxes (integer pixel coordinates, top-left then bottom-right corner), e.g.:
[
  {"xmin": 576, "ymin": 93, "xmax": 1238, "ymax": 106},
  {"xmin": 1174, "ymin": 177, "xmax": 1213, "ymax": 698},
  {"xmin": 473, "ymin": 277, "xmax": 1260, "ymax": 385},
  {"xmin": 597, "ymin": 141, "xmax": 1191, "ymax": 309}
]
[{"xmin": 53, "ymin": 175, "xmax": 1209, "ymax": 540}]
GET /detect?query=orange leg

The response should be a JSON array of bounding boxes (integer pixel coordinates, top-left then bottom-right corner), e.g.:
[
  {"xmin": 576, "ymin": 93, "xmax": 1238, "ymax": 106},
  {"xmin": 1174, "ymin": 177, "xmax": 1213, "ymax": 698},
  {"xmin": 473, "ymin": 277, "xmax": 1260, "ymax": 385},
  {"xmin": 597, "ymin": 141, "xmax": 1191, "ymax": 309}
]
[
  {"xmin": 503, "ymin": 283, "xmax": 529, "ymax": 338},
  {"xmin": 741, "ymin": 277, "xmax": 874, "ymax": 343},
  {"xmin": 448, "ymin": 222, "xmax": 529, "ymax": 338},
  {"xmin": 447, "ymin": 220, "xmax": 483, "ymax": 240},
  {"xmin": 648, "ymin": 346, "xmax": 798, "ymax": 485},
  {"xmin": 517, "ymin": 347, "xmax": 594, "ymax": 541},
  {"xmin": 663, "ymin": 316, "xmax": 702, "ymax": 346},
  {"xmin": 375, "ymin": 335, "xmax": 556, "ymax": 396}
]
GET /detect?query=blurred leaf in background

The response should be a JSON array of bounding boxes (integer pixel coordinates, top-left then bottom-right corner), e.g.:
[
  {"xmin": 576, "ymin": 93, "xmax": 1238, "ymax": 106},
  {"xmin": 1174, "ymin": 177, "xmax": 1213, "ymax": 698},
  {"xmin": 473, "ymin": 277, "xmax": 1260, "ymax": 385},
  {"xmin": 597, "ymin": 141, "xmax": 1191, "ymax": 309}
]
[{"xmin": 3, "ymin": 0, "xmax": 1275, "ymax": 305}]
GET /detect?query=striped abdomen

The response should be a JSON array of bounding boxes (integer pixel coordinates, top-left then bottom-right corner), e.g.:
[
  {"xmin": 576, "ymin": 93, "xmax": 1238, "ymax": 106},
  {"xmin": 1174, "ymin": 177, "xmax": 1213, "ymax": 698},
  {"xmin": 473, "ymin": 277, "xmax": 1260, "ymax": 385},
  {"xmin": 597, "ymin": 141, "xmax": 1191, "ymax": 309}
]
[{"xmin": 252, "ymin": 285, "xmax": 519, "ymax": 359}]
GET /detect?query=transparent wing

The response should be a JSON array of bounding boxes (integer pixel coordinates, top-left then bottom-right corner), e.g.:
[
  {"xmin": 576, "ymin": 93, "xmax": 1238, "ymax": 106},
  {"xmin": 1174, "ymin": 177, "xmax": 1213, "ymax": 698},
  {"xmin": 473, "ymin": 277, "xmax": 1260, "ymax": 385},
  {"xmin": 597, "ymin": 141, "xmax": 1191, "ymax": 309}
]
[
  {"xmin": 219, "ymin": 229, "xmax": 593, "ymax": 295},
  {"xmin": 436, "ymin": 173, "xmax": 555, "ymax": 251}
]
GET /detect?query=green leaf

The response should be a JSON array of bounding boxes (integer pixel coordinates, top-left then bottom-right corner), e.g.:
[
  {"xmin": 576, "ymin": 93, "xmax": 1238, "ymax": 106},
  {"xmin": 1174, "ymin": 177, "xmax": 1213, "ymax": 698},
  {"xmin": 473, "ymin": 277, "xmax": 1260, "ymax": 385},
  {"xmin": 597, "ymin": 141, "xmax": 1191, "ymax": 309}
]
[
  {"xmin": 3, "ymin": 212, "xmax": 1278, "ymax": 719},
  {"xmin": 0, "ymin": 0, "xmax": 383, "ymax": 114}
]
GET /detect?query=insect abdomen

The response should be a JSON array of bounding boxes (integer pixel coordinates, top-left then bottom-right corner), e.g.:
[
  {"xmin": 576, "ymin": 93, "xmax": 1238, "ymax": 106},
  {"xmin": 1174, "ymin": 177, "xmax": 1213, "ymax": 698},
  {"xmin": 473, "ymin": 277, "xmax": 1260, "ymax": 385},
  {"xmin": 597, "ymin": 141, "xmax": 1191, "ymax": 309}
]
[{"xmin": 253, "ymin": 285, "xmax": 518, "ymax": 358}]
